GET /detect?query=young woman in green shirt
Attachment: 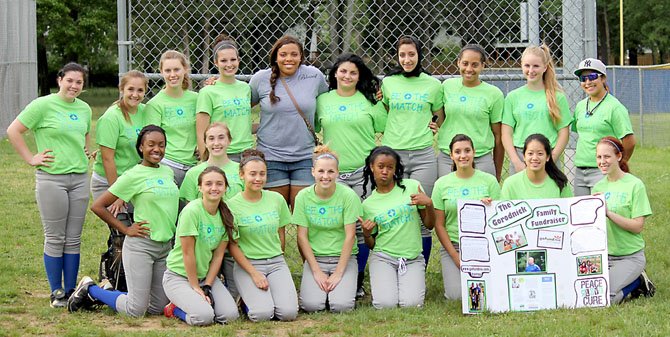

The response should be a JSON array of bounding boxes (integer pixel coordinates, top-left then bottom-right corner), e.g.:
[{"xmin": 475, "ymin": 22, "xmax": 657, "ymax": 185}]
[
  {"xmin": 7, "ymin": 62, "xmax": 92, "ymax": 308},
  {"xmin": 592, "ymin": 136, "xmax": 654, "ymax": 303},
  {"xmin": 162, "ymin": 166, "xmax": 240, "ymax": 325}
]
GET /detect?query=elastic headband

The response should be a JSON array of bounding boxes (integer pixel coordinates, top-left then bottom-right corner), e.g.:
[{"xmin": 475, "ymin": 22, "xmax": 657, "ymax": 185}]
[
  {"xmin": 314, "ymin": 153, "xmax": 338, "ymax": 163},
  {"xmin": 213, "ymin": 42, "xmax": 237, "ymax": 54},
  {"xmin": 240, "ymin": 155, "xmax": 265, "ymax": 166},
  {"xmin": 603, "ymin": 139, "xmax": 622, "ymax": 153}
]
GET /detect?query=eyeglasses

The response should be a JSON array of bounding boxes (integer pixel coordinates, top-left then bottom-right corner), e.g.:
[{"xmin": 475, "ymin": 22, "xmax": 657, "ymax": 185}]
[{"xmin": 579, "ymin": 73, "xmax": 600, "ymax": 82}]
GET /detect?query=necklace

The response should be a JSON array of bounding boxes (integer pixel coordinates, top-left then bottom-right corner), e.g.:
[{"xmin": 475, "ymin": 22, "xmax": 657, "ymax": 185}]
[{"xmin": 585, "ymin": 92, "xmax": 608, "ymax": 118}]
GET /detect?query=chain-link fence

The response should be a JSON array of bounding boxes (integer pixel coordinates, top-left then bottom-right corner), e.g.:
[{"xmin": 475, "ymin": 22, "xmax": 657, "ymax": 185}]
[
  {"xmin": 119, "ymin": 0, "xmax": 597, "ymax": 271},
  {"xmin": 0, "ymin": 0, "xmax": 37, "ymax": 137}
]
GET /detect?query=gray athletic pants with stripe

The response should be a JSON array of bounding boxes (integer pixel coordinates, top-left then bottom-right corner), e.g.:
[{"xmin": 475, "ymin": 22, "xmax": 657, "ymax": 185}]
[
  {"xmin": 162, "ymin": 269, "xmax": 239, "ymax": 325},
  {"xmin": 115, "ymin": 236, "xmax": 171, "ymax": 317},
  {"xmin": 369, "ymin": 251, "xmax": 426, "ymax": 309},
  {"xmin": 609, "ymin": 250, "xmax": 645, "ymax": 304},
  {"xmin": 299, "ymin": 256, "xmax": 357, "ymax": 313}
]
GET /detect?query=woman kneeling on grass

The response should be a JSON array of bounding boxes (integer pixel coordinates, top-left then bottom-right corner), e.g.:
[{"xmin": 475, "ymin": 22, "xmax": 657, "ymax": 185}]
[
  {"xmin": 227, "ymin": 149, "xmax": 298, "ymax": 321},
  {"xmin": 360, "ymin": 146, "xmax": 435, "ymax": 309},
  {"xmin": 592, "ymin": 136, "xmax": 655, "ymax": 303},
  {"xmin": 162, "ymin": 166, "xmax": 240, "ymax": 325},
  {"xmin": 294, "ymin": 146, "xmax": 361, "ymax": 313},
  {"xmin": 68, "ymin": 125, "xmax": 179, "ymax": 316}
]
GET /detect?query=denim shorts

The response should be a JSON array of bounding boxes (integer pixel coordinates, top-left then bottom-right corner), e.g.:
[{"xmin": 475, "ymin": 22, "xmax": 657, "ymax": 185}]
[{"xmin": 265, "ymin": 159, "xmax": 313, "ymax": 188}]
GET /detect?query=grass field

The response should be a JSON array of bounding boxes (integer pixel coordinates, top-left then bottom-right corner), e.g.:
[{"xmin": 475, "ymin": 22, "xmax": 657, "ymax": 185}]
[{"xmin": 1, "ymin": 89, "xmax": 669, "ymax": 336}]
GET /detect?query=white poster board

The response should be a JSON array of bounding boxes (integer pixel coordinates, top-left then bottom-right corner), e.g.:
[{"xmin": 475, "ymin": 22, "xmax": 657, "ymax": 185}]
[{"xmin": 459, "ymin": 196, "xmax": 609, "ymax": 313}]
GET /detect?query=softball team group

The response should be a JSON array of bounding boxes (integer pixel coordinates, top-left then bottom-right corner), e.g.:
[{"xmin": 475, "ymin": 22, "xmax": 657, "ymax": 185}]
[{"xmin": 6, "ymin": 34, "xmax": 655, "ymax": 325}]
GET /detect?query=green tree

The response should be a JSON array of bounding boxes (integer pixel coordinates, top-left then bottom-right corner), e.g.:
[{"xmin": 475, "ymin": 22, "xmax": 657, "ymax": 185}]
[{"xmin": 37, "ymin": 0, "xmax": 117, "ymax": 93}]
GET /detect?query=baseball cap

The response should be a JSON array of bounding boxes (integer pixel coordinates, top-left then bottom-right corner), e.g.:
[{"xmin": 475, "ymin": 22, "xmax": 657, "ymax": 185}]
[{"xmin": 574, "ymin": 58, "xmax": 607, "ymax": 77}]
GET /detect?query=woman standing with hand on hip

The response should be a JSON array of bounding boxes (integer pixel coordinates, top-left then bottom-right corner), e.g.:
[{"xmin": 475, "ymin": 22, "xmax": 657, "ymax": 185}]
[
  {"xmin": 7, "ymin": 62, "xmax": 92, "ymax": 308},
  {"xmin": 360, "ymin": 146, "xmax": 435, "ymax": 309},
  {"xmin": 227, "ymin": 150, "xmax": 298, "ymax": 322},
  {"xmin": 572, "ymin": 58, "xmax": 635, "ymax": 196},
  {"xmin": 436, "ymin": 45, "xmax": 504, "ymax": 179},
  {"xmin": 294, "ymin": 146, "xmax": 361, "ymax": 313},
  {"xmin": 501, "ymin": 45, "xmax": 571, "ymax": 174},
  {"xmin": 68, "ymin": 125, "xmax": 179, "ymax": 317},
  {"xmin": 249, "ymin": 36, "xmax": 329, "ymax": 207},
  {"xmin": 146, "ymin": 50, "xmax": 198, "ymax": 187},
  {"xmin": 432, "ymin": 134, "xmax": 500, "ymax": 300},
  {"xmin": 592, "ymin": 137, "xmax": 654, "ymax": 303},
  {"xmin": 196, "ymin": 36, "xmax": 253, "ymax": 163},
  {"xmin": 380, "ymin": 35, "xmax": 444, "ymax": 264}
]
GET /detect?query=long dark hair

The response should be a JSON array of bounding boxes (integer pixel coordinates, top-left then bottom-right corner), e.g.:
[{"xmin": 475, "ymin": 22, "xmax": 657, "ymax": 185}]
[
  {"xmin": 449, "ymin": 134, "xmax": 476, "ymax": 172},
  {"xmin": 198, "ymin": 166, "xmax": 236, "ymax": 242},
  {"xmin": 328, "ymin": 53, "xmax": 379, "ymax": 105},
  {"xmin": 268, "ymin": 36, "xmax": 305, "ymax": 104},
  {"xmin": 135, "ymin": 124, "xmax": 166, "ymax": 159},
  {"xmin": 523, "ymin": 134, "xmax": 568, "ymax": 192},
  {"xmin": 386, "ymin": 35, "xmax": 428, "ymax": 78},
  {"xmin": 362, "ymin": 146, "xmax": 406, "ymax": 198},
  {"xmin": 598, "ymin": 136, "xmax": 629, "ymax": 173}
]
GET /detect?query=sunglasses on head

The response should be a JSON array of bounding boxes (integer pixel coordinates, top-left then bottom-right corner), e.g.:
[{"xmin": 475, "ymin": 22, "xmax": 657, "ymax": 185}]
[{"xmin": 579, "ymin": 73, "xmax": 600, "ymax": 82}]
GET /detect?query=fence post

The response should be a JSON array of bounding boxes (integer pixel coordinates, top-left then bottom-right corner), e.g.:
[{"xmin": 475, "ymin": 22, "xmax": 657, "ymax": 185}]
[
  {"xmin": 117, "ymin": 0, "xmax": 129, "ymax": 76},
  {"xmin": 638, "ymin": 67, "xmax": 644, "ymax": 146}
]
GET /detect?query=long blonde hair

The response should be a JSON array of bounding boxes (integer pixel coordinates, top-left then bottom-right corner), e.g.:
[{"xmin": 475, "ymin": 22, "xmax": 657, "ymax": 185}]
[
  {"xmin": 159, "ymin": 50, "xmax": 191, "ymax": 90},
  {"xmin": 115, "ymin": 70, "xmax": 148, "ymax": 122},
  {"xmin": 522, "ymin": 44, "xmax": 563, "ymax": 125}
]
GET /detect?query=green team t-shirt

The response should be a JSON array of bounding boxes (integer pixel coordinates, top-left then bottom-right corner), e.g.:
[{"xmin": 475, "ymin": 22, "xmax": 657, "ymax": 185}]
[
  {"xmin": 227, "ymin": 190, "xmax": 291, "ymax": 259},
  {"xmin": 381, "ymin": 73, "xmax": 444, "ymax": 150},
  {"xmin": 315, "ymin": 91, "xmax": 387, "ymax": 172},
  {"xmin": 166, "ymin": 199, "xmax": 230, "ymax": 278},
  {"xmin": 293, "ymin": 183, "xmax": 362, "ymax": 256},
  {"xmin": 502, "ymin": 85, "xmax": 572, "ymax": 148},
  {"xmin": 179, "ymin": 161, "xmax": 244, "ymax": 202},
  {"xmin": 432, "ymin": 170, "xmax": 501, "ymax": 241},
  {"xmin": 500, "ymin": 170, "xmax": 573, "ymax": 200},
  {"xmin": 146, "ymin": 90, "xmax": 198, "ymax": 165},
  {"xmin": 592, "ymin": 174, "xmax": 651, "ymax": 256},
  {"xmin": 572, "ymin": 94, "xmax": 634, "ymax": 167},
  {"xmin": 362, "ymin": 179, "xmax": 424, "ymax": 259},
  {"xmin": 108, "ymin": 164, "xmax": 179, "ymax": 242},
  {"xmin": 93, "ymin": 104, "xmax": 149, "ymax": 178},
  {"xmin": 17, "ymin": 94, "xmax": 92, "ymax": 174},
  {"xmin": 196, "ymin": 80, "xmax": 253, "ymax": 154},
  {"xmin": 438, "ymin": 79, "xmax": 504, "ymax": 157}
]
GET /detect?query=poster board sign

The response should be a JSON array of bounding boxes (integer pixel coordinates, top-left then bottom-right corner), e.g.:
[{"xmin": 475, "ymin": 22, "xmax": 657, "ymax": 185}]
[{"xmin": 459, "ymin": 196, "xmax": 609, "ymax": 313}]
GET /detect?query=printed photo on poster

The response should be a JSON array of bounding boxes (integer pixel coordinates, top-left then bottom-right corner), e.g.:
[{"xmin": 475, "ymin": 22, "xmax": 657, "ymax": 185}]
[
  {"xmin": 576, "ymin": 255, "xmax": 603, "ymax": 276},
  {"xmin": 492, "ymin": 225, "xmax": 528, "ymax": 254},
  {"xmin": 467, "ymin": 280, "xmax": 486, "ymax": 313},
  {"xmin": 508, "ymin": 273, "xmax": 557, "ymax": 311},
  {"xmin": 516, "ymin": 250, "xmax": 547, "ymax": 273}
]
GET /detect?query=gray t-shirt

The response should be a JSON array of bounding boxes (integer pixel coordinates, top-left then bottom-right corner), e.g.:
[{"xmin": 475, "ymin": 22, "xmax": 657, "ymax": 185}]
[{"xmin": 250, "ymin": 65, "xmax": 328, "ymax": 162}]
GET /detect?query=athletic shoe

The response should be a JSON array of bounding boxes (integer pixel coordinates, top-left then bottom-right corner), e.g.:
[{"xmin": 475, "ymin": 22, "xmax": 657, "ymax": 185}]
[
  {"xmin": 50, "ymin": 288, "xmax": 67, "ymax": 308},
  {"xmin": 67, "ymin": 276, "xmax": 95, "ymax": 312},
  {"xmin": 356, "ymin": 286, "xmax": 366, "ymax": 299},
  {"xmin": 164, "ymin": 302, "xmax": 177, "ymax": 318},
  {"xmin": 639, "ymin": 270, "xmax": 656, "ymax": 297}
]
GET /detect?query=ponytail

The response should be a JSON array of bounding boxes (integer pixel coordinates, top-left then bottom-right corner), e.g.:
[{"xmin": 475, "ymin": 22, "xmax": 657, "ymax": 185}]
[
  {"xmin": 198, "ymin": 166, "xmax": 237, "ymax": 242},
  {"xmin": 115, "ymin": 70, "xmax": 148, "ymax": 122},
  {"xmin": 522, "ymin": 45, "xmax": 563, "ymax": 125},
  {"xmin": 599, "ymin": 136, "xmax": 629, "ymax": 173}
]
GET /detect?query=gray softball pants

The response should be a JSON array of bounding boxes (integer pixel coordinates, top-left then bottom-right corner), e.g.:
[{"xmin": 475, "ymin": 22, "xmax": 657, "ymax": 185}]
[
  {"xmin": 115, "ymin": 236, "xmax": 171, "ymax": 317},
  {"xmin": 162, "ymin": 269, "xmax": 239, "ymax": 325},
  {"xmin": 437, "ymin": 151, "xmax": 496, "ymax": 178},
  {"xmin": 609, "ymin": 250, "xmax": 646, "ymax": 304},
  {"xmin": 233, "ymin": 255, "xmax": 298, "ymax": 322},
  {"xmin": 369, "ymin": 251, "xmax": 426, "ymax": 309},
  {"xmin": 299, "ymin": 256, "xmax": 357, "ymax": 313},
  {"xmin": 35, "ymin": 170, "xmax": 89, "ymax": 256},
  {"xmin": 439, "ymin": 244, "xmax": 462, "ymax": 300}
]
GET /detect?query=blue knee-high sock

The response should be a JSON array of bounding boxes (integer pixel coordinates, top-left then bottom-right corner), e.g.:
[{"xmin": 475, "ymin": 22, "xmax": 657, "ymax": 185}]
[
  {"xmin": 174, "ymin": 306, "xmax": 187, "ymax": 322},
  {"xmin": 622, "ymin": 277, "xmax": 642, "ymax": 298},
  {"xmin": 422, "ymin": 236, "xmax": 432, "ymax": 265},
  {"xmin": 89, "ymin": 285, "xmax": 123, "ymax": 311},
  {"xmin": 357, "ymin": 243, "xmax": 370, "ymax": 273},
  {"xmin": 63, "ymin": 253, "xmax": 80, "ymax": 292},
  {"xmin": 43, "ymin": 254, "xmax": 63, "ymax": 292}
]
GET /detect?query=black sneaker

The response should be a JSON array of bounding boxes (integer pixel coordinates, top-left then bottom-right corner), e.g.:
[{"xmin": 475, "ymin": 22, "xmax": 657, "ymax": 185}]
[
  {"xmin": 67, "ymin": 276, "xmax": 95, "ymax": 312},
  {"xmin": 50, "ymin": 288, "xmax": 67, "ymax": 308},
  {"xmin": 638, "ymin": 270, "xmax": 656, "ymax": 297},
  {"xmin": 356, "ymin": 286, "xmax": 366, "ymax": 299}
]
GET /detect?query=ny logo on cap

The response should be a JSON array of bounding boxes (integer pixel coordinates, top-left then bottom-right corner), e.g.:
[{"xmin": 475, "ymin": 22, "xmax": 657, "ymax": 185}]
[{"xmin": 584, "ymin": 60, "xmax": 591, "ymax": 67}]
